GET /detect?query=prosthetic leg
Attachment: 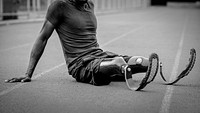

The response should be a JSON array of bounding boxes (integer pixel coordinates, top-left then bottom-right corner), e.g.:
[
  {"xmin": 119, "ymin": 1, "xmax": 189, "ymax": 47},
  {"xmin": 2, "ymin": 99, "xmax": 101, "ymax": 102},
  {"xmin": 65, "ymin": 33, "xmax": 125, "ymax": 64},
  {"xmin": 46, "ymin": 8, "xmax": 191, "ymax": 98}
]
[
  {"xmin": 160, "ymin": 48, "xmax": 196, "ymax": 85},
  {"xmin": 98, "ymin": 53, "xmax": 159, "ymax": 91},
  {"xmin": 97, "ymin": 57, "xmax": 128, "ymax": 84},
  {"xmin": 126, "ymin": 53, "xmax": 159, "ymax": 91}
]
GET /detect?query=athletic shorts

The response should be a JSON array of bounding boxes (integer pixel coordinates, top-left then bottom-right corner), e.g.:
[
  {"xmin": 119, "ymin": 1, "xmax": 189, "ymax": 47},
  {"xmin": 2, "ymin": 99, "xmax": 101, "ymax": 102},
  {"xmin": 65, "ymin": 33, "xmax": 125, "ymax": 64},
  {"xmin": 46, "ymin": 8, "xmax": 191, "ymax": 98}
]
[{"xmin": 68, "ymin": 50, "xmax": 130, "ymax": 86}]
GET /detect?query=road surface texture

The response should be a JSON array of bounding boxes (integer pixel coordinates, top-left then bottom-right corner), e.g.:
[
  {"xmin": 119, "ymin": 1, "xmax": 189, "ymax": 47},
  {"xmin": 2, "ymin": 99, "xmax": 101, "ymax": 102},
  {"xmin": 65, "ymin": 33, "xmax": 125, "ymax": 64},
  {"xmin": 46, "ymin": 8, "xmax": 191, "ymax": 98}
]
[{"xmin": 0, "ymin": 6, "xmax": 200, "ymax": 113}]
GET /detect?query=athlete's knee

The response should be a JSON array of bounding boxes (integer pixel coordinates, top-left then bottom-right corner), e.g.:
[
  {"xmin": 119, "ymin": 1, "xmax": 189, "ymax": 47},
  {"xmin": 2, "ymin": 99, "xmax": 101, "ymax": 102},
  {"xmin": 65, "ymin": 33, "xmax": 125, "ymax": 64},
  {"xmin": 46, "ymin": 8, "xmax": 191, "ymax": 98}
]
[
  {"xmin": 113, "ymin": 57, "xmax": 127, "ymax": 66},
  {"xmin": 94, "ymin": 57, "xmax": 127, "ymax": 85},
  {"xmin": 100, "ymin": 57, "xmax": 127, "ymax": 67}
]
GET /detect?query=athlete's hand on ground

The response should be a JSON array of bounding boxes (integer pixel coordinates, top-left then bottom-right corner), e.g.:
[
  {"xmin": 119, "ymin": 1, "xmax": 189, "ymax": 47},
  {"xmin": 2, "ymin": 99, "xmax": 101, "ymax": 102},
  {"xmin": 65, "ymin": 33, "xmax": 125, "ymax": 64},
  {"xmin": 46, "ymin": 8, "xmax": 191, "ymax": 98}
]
[{"xmin": 5, "ymin": 76, "xmax": 31, "ymax": 83}]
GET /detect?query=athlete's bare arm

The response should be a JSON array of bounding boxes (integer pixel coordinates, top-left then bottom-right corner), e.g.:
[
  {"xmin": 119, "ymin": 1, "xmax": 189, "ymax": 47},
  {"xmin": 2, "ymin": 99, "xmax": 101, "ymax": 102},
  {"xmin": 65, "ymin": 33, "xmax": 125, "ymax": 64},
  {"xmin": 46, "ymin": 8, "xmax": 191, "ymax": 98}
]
[{"xmin": 5, "ymin": 20, "xmax": 55, "ymax": 83}]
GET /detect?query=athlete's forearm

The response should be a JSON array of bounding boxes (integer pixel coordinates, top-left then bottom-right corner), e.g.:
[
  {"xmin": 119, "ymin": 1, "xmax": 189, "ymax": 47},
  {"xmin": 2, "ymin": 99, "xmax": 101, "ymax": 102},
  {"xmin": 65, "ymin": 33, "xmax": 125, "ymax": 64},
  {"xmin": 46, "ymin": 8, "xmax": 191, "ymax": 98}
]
[
  {"xmin": 25, "ymin": 20, "xmax": 54, "ymax": 78},
  {"xmin": 25, "ymin": 37, "xmax": 48, "ymax": 78}
]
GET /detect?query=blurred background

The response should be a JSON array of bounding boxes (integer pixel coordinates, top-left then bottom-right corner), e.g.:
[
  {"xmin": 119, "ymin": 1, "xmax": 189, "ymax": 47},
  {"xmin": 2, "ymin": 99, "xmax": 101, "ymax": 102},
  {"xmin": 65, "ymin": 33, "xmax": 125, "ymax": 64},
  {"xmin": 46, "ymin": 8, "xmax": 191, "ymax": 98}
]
[{"xmin": 0, "ymin": 0, "xmax": 200, "ymax": 21}]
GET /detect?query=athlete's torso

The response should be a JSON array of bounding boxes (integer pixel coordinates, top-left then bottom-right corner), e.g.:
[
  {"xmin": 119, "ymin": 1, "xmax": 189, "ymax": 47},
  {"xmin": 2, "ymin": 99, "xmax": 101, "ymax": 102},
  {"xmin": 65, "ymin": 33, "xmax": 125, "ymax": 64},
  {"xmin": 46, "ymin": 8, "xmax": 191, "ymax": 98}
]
[{"xmin": 46, "ymin": 0, "xmax": 101, "ymax": 65}]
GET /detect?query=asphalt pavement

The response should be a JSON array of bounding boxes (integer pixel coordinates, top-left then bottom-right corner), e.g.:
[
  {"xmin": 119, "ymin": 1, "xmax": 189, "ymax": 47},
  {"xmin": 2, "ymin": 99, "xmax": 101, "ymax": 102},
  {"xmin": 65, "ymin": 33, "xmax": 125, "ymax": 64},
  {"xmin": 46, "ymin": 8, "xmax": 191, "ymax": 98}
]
[{"xmin": 0, "ymin": 6, "xmax": 200, "ymax": 113}]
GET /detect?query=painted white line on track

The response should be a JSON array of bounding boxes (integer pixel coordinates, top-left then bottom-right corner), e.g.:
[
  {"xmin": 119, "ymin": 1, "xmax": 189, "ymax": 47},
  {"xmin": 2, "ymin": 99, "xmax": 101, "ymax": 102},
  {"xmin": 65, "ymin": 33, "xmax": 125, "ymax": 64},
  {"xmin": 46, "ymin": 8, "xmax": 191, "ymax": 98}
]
[
  {"xmin": 100, "ymin": 26, "xmax": 144, "ymax": 47},
  {"xmin": 0, "ymin": 63, "xmax": 65, "ymax": 97},
  {"xmin": 159, "ymin": 15, "xmax": 189, "ymax": 113},
  {"xmin": 0, "ymin": 26, "xmax": 143, "ymax": 54},
  {"xmin": 0, "ymin": 43, "xmax": 33, "ymax": 53}
]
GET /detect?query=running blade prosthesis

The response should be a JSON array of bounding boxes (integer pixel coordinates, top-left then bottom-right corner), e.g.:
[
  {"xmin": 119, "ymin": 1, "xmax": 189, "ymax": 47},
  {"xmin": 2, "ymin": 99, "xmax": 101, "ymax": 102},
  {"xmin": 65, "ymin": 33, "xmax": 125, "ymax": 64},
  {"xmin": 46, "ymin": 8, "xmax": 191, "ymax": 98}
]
[
  {"xmin": 123, "ymin": 53, "xmax": 159, "ymax": 91},
  {"xmin": 160, "ymin": 48, "xmax": 196, "ymax": 85}
]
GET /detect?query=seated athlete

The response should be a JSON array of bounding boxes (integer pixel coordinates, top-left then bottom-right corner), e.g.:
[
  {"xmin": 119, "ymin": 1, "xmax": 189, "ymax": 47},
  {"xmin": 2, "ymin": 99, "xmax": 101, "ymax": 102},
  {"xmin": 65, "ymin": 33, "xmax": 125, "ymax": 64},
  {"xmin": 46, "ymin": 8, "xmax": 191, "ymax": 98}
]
[{"xmin": 4, "ymin": 0, "xmax": 162, "ymax": 90}]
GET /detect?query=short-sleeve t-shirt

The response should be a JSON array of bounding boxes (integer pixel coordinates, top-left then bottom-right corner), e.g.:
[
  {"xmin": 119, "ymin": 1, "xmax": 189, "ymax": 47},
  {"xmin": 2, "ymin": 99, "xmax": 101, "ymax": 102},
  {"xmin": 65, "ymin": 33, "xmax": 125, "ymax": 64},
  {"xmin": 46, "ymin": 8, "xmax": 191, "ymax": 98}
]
[{"xmin": 46, "ymin": 0, "xmax": 102, "ymax": 65}]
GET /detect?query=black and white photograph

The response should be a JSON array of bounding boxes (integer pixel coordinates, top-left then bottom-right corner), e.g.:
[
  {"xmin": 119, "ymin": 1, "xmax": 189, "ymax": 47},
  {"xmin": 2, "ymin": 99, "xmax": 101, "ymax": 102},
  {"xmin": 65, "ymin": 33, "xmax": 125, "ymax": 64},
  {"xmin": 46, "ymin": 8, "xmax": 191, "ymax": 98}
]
[{"xmin": 0, "ymin": 0, "xmax": 199, "ymax": 113}]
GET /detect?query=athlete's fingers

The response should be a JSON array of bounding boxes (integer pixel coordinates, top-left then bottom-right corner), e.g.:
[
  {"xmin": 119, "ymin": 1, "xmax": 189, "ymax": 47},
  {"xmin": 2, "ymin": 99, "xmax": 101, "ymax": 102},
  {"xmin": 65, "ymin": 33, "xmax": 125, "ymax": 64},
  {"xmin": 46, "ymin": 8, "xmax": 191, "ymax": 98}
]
[
  {"xmin": 4, "ymin": 79, "xmax": 12, "ymax": 83},
  {"xmin": 21, "ymin": 77, "xmax": 31, "ymax": 83},
  {"xmin": 5, "ymin": 78, "xmax": 18, "ymax": 83},
  {"xmin": 5, "ymin": 77, "xmax": 27, "ymax": 83},
  {"xmin": 10, "ymin": 78, "xmax": 22, "ymax": 82}
]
